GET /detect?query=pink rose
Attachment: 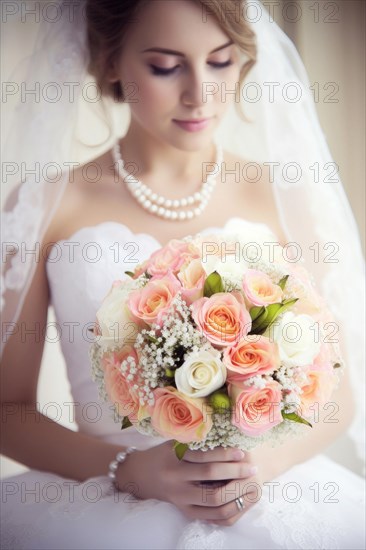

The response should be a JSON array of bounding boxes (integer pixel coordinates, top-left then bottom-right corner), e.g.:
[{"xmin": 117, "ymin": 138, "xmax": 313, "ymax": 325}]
[
  {"xmin": 242, "ymin": 269, "xmax": 283, "ymax": 307},
  {"xmin": 149, "ymin": 386, "xmax": 212, "ymax": 443},
  {"xmin": 312, "ymin": 343, "xmax": 334, "ymax": 372},
  {"xmin": 228, "ymin": 381, "xmax": 283, "ymax": 436},
  {"xmin": 145, "ymin": 240, "xmax": 200, "ymax": 277},
  {"xmin": 102, "ymin": 347, "xmax": 140, "ymax": 422},
  {"xmin": 299, "ymin": 368, "xmax": 337, "ymax": 417},
  {"xmin": 178, "ymin": 258, "xmax": 206, "ymax": 305},
  {"xmin": 128, "ymin": 271, "xmax": 181, "ymax": 326},
  {"xmin": 191, "ymin": 292, "xmax": 252, "ymax": 347},
  {"xmin": 224, "ymin": 335, "xmax": 280, "ymax": 382}
]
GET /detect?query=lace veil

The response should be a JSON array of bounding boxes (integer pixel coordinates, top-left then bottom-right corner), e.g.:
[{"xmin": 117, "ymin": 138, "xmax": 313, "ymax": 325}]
[{"xmin": 1, "ymin": 0, "xmax": 365, "ymax": 465}]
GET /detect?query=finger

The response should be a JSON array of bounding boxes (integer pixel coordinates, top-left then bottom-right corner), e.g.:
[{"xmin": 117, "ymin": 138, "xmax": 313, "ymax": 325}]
[
  {"xmin": 183, "ymin": 447, "xmax": 245, "ymax": 463},
  {"xmin": 190, "ymin": 475, "xmax": 260, "ymax": 507},
  {"xmin": 185, "ymin": 461, "xmax": 258, "ymax": 482},
  {"xmin": 184, "ymin": 494, "xmax": 257, "ymax": 524}
]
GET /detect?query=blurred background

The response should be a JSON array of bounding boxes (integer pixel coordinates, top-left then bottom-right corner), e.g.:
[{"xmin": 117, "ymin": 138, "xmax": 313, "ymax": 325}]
[{"xmin": 1, "ymin": 0, "xmax": 365, "ymax": 478}]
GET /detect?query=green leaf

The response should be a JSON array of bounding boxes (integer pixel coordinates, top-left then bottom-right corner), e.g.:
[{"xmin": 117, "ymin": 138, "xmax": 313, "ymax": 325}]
[
  {"xmin": 173, "ymin": 441, "xmax": 189, "ymax": 460},
  {"xmin": 249, "ymin": 306, "xmax": 265, "ymax": 321},
  {"xmin": 124, "ymin": 271, "xmax": 135, "ymax": 278},
  {"xmin": 203, "ymin": 271, "xmax": 224, "ymax": 298},
  {"xmin": 278, "ymin": 275, "xmax": 289, "ymax": 290},
  {"xmin": 250, "ymin": 309, "xmax": 270, "ymax": 334},
  {"xmin": 253, "ymin": 298, "xmax": 299, "ymax": 335},
  {"xmin": 281, "ymin": 410, "xmax": 312, "ymax": 428},
  {"xmin": 121, "ymin": 417, "xmax": 133, "ymax": 430}
]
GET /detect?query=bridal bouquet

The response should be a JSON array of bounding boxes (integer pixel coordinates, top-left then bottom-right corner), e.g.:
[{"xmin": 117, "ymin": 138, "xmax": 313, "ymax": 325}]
[{"xmin": 90, "ymin": 232, "xmax": 342, "ymax": 458}]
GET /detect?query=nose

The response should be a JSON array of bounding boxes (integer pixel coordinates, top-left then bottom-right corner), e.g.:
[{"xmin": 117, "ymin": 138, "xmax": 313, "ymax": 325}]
[{"xmin": 181, "ymin": 67, "xmax": 210, "ymax": 108}]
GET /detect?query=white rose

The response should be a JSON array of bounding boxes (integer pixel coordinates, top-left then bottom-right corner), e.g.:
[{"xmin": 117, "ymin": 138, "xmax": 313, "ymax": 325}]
[
  {"xmin": 175, "ymin": 350, "xmax": 227, "ymax": 398},
  {"xmin": 268, "ymin": 311, "xmax": 320, "ymax": 367},
  {"xmin": 96, "ymin": 280, "xmax": 138, "ymax": 350},
  {"xmin": 202, "ymin": 254, "xmax": 247, "ymax": 280}
]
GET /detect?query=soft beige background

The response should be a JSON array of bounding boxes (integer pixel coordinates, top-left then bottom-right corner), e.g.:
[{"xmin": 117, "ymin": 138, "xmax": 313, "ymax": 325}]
[{"xmin": 1, "ymin": 0, "xmax": 365, "ymax": 478}]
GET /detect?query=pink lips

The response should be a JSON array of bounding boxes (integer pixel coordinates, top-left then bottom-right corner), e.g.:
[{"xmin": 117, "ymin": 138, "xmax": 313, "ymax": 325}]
[{"xmin": 173, "ymin": 118, "xmax": 211, "ymax": 132}]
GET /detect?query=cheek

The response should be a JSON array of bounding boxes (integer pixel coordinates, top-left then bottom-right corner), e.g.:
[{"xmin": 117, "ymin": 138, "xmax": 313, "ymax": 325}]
[{"xmin": 130, "ymin": 70, "xmax": 176, "ymax": 111}]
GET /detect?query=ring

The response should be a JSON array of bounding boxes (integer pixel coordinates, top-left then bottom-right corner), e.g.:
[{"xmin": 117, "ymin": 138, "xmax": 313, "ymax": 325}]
[{"xmin": 235, "ymin": 496, "xmax": 245, "ymax": 512}]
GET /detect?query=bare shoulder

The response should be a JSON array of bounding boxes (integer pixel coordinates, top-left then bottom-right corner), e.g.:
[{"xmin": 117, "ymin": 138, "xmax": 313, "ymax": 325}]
[{"xmin": 42, "ymin": 149, "xmax": 114, "ymax": 245}]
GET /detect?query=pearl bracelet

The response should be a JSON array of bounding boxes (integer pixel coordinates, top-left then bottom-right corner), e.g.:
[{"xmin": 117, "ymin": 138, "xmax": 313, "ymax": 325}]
[{"xmin": 108, "ymin": 446, "xmax": 137, "ymax": 488}]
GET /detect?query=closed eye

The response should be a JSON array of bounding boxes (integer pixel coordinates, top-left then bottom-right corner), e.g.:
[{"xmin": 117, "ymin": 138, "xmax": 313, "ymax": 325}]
[{"xmin": 149, "ymin": 60, "xmax": 233, "ymax": 76}]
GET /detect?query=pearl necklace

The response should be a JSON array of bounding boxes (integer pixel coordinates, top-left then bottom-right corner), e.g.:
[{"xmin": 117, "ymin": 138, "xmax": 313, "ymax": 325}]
[{"xmin": 112, "ymin": 140, "xmax": 223, "ymax": 220}]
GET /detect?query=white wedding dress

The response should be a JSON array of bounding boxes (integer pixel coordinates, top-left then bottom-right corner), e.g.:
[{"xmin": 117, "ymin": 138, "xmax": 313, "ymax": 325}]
[{"xmin": 1, "ymin": 218, "xmax": 365, "ymax": 550}]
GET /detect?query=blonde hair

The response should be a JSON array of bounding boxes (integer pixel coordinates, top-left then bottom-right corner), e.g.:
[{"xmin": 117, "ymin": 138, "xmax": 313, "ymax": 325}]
[{"xmin": 86, "ymin": 0, "xmax": 257, "ymax": 116}]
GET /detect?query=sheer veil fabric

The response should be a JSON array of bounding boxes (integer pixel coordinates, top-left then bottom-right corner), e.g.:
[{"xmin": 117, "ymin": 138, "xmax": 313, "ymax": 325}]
[{"xmin": 1, "ymin": 0, "xmax": 365, "ymax": 468}]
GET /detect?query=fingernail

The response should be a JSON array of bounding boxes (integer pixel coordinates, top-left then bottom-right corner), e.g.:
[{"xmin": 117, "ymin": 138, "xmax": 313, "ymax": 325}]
[
  {"xmin": 249, "ymin": 466, "xmax": 258, "ymax": 476},
  {"xmin": 233, "ymin": 450, "xmax": 244, "ymax": 460}
]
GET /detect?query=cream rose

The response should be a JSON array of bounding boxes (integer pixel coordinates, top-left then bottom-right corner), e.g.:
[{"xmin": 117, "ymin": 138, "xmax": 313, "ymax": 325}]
[
  {"xmin": 175, "ymin": 349, "xmax": 227, "ymax": 398},
  {"xmin": 268, "ymin": 311, "xmax": 321, "ymax": 367},
  {"xmin": 96, "ymin": 280, "xmax": 138, "ymax": 350}
]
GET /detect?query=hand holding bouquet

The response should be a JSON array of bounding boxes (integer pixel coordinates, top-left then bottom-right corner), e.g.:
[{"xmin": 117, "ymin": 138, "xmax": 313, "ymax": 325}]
[{"xmin": 90, "ymin": 233, "xmax": 342, "ymax": 458}]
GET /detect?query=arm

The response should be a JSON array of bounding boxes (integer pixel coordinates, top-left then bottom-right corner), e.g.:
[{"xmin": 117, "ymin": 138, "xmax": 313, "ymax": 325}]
[{"xmin": 0, "ymin": 241, "xmax": 130, "ymax": 482}]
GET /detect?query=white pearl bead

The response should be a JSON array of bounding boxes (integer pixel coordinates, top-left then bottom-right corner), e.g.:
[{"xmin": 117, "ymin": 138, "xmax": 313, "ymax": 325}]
[{"xmin": 113, "ymin": 140, "xmax": 223, "ymax": 221}]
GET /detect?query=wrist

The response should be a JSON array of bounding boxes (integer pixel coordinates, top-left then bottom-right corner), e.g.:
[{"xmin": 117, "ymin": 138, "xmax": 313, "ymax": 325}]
[{"xmin": 108, "ymin": 446, "xmax": 137, "ymax": 491}]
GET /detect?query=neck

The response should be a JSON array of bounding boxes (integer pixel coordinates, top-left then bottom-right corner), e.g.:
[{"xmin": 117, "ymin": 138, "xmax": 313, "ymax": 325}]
[{"xmin": 118, "ymin": 122, "xmax": 217, "ymax": 195}]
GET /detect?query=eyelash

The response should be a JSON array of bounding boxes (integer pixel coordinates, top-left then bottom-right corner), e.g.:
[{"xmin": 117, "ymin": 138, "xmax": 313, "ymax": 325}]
[{"xmin": 149, "ymin": 60, "xmax": 233, "ymax": 76}]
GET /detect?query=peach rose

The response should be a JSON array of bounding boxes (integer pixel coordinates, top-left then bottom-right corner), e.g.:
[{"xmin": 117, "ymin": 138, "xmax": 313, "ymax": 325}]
[
  {"xmin": 229, "ymin": 381, "xmax": 283, "ymax": 436},
  {"xmin": 102, "ymin": 348, "xmax": 140, "ymax": 422},
  {"xmin": 149, "ymin": 386, "xmax": 213, "ymax": 443},
  {"xmin": 242, "ymin": 269, "xmax": 283, "ymax": 307},
  {"xmin": 191, "ymin": 292, "xmax": 252, "ymax": 347},
  {"xmin": 145, "ymin": 240, "xmax": 200, "ymax": 277},
  {"xmin": 224, "ymin": 335, "xmax": 280, "ymax": 382},
  {"xmin": 299, "ymin": 369, "xmax": 337, "ymax": 417},
  {"xmin": 178, "ymin": 258, "xmax": 206, "ymax": 305},
  {"xmin": 128, "ymin": 271, "xmax": 181, "ymax": 326}
]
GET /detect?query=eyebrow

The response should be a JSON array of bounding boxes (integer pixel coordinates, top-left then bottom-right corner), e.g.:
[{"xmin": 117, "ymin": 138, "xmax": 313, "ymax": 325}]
[{"xmin": 141, "ymin": 40, "xmax": 234, "ymax": 56}]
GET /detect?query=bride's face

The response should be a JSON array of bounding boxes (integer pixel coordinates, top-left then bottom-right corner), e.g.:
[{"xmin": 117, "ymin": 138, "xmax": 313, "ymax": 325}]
[{"xmin": 114, "ymin": 0, "xmax": 242, "ymax": 151}]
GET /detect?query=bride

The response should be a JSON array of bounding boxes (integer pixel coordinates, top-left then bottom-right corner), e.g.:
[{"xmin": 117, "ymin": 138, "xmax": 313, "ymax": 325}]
[{"xmin": 1, "ymin": 1, "xmax": 365, "ymax": 549}]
